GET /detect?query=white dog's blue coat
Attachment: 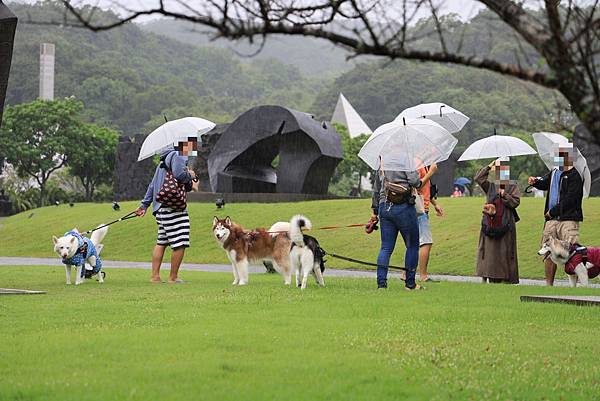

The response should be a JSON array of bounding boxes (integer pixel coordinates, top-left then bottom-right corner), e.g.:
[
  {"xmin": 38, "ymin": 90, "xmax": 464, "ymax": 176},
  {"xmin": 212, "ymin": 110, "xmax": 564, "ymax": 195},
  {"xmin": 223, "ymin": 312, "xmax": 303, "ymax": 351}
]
[{"xmin": 61, "ymin": 230, "xmax": 102, "ymax": 277}]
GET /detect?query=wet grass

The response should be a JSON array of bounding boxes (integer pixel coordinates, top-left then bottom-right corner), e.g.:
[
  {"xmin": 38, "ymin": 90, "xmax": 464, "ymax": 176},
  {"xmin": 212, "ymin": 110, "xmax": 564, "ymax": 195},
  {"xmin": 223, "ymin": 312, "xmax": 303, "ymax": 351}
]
[
  {"xmin": 1, "ymin": 198, "xmax": 599, "ymax": 279},
  {"xmin": 1, "ymin": 266, "xmax": 599, "ymax": 401}
]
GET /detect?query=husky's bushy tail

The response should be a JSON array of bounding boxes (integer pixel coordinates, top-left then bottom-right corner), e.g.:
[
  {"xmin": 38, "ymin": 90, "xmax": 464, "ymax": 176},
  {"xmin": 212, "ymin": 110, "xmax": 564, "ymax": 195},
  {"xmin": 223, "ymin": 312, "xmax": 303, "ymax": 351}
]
[
  {"xmin": 290, "ymin": 215, "xmax": 312, "ymax": 247},
  {"xmin": 90, "ymin": 225, "xmax": 109, "ymax": 248}
]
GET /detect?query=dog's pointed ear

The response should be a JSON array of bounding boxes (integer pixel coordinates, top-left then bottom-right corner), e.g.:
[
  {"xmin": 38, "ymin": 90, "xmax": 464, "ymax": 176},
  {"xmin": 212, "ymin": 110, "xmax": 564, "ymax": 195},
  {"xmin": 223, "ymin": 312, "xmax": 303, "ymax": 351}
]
[
  {"xmin": 52, "ymin": 236, "xmax": 58, "ymax": 244},
  {"xmin": 213, "ymin": 216, "xmax": 219, "ymax": 226},
  {"xmin": 225, "ymin": 216, "xmax": 231, "ymax": 226},
  {"xmin": 70, "ymin": 237, "xmax": 78, "ymax": 246}
]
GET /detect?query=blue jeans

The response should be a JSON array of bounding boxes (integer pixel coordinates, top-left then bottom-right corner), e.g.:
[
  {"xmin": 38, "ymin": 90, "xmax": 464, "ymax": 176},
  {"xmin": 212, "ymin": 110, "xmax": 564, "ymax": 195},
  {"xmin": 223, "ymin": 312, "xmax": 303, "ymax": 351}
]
[{"xmin": 377, "ymin": 202, "xmax": 419, "ymax": 288}]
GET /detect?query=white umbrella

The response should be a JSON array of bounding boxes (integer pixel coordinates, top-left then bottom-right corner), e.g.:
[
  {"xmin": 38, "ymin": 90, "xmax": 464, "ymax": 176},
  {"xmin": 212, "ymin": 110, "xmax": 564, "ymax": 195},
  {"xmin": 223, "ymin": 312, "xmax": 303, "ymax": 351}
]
[
  {"xmin": 358, "ymin": 118, "xmax": 458, "ymax": 171},
  {"xmin": 137, "ymin": 117, "xmax": 216, "ymax": 161},
  {"xmin": 458, "ymin": 135, "xmax": 537, "ymax": 161},
  {"xmin": 396, "ymin": 102, "xmax": 469, "ymax": 134},
  {"xmin": 532, "ymin": 132, "xmax": 591, "ymax": 198}
]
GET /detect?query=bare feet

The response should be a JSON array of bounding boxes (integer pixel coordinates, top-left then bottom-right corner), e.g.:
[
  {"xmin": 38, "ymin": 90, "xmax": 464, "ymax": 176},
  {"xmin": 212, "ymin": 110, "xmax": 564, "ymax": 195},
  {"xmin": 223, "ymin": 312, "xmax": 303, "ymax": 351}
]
[{"xmin": 150, "ymin": 277, "xmax": 162, "ymax": 283}]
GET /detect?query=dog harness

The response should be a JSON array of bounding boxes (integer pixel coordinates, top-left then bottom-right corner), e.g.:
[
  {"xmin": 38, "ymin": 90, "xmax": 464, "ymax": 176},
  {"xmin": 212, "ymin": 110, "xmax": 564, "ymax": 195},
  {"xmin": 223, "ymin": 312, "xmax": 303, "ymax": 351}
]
[
  {"xmin": 564, "ymin": 245, "xmax": 600, "ymax": 279},
  {"xmin": 61, "ymin": 230, "xmax": 102, "ymax": 277}
]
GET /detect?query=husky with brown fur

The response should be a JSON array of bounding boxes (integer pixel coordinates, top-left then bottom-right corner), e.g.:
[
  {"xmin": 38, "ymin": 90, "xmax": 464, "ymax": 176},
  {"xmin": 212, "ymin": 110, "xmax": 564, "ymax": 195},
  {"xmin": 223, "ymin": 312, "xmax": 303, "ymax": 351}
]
[{"xmin": 213, "ymin": 216, "xmax": 294, "ymax": 285}]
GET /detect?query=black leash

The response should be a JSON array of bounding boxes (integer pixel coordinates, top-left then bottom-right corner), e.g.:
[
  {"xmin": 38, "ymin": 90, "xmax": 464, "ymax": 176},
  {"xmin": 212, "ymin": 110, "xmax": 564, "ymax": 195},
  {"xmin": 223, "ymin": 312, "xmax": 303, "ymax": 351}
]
[
  {"xmin": 321, "ymin": 249, "xmax": 408, "ymax": 277},
  {"xmin": 81, "ymin": 211, "xmax": 137, "ymax": 235}
]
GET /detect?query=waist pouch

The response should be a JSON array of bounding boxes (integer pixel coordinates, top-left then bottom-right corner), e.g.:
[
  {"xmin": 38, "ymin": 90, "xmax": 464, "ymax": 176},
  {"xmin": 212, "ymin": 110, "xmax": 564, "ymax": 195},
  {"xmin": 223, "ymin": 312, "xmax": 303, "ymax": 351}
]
[{"xmin": 384, "ymin": 181, "xmax": 411, "ymax": 204}]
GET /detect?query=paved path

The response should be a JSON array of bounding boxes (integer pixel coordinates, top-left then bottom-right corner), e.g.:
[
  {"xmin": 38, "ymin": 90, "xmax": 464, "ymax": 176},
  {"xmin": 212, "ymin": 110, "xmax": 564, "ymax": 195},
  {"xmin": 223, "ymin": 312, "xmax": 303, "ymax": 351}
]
[{"xmin": 2, "ymin": 257, "xmax": 598, "ymax": 288}]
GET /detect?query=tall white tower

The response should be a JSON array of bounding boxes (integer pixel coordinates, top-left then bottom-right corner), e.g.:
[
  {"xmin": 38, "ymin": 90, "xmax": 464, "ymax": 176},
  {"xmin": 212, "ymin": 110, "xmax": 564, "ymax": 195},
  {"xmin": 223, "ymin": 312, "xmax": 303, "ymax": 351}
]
[{"xmin": 39, "ymin": 43, "xmax": 55, "ymax": 100}]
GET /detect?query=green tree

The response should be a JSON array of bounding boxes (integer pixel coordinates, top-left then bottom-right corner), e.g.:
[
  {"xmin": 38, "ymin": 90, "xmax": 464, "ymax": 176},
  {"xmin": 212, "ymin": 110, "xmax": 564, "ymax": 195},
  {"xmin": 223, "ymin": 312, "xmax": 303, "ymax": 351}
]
[
  {"xmin": 0, "ymin": 99, "xmax": 83, "ymax": 206},
  {"xmin": 67, "ymin": 124, "xmax": 119, "ymax": 201},
  {"xmin": 331, "ymin": 124, "xmax": 371, "ymax": 196}
]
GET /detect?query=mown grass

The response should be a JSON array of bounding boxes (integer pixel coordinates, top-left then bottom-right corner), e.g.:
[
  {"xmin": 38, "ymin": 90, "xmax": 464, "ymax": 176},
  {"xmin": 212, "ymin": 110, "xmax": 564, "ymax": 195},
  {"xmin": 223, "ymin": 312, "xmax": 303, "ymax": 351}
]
[
  {"xmin": 1, "ymin": 266, "xmax": 599, "ymax": 401},
  {"xmin": 1, "ymin": 198, "xmax": 599, "ymax": 279}
]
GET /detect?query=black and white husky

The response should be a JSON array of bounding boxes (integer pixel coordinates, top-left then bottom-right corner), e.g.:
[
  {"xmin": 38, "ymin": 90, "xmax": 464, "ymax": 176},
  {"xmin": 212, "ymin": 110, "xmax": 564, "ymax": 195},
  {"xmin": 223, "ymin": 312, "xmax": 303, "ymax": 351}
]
[{"xmin": 287, "ymin": 215, "xmax": 326, "ymax": 289}]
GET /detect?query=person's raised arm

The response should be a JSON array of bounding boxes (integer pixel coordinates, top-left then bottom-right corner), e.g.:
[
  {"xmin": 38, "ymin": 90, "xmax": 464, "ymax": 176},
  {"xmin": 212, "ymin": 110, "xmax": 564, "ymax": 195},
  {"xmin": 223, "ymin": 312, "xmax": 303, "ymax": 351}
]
[
  {"xmin": 529, "ymin": 171, "xmax": 551, "ymax": 191},
  {"xmin": 420, "ymin": 164, "xmax": 438, "ymax": 186},
  {"xmin": 474, "ymin": 165, "xmax": 491, "ymax": 194},
  {"xmin": 170, "ymin": 153, "xmax": 193, "ymax": 184}
]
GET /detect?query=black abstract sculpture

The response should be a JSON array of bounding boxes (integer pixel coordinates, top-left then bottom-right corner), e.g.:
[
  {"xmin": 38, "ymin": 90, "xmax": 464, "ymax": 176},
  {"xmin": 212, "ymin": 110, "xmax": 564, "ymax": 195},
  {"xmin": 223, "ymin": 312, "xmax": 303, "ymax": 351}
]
[
  {"xmin": 208, "ymin": 105, "xmax": 343, "ymax": 194},
  {"xmin": 0, "ymin": 2, "xmax": 17, "ymax": 127},
  {"xmin": 112, "ymin": 135, "xmax": 156, "ymax": 201},
  {"xmin": 573, "ymin": 124, "xmax": 600, "ymax": 196}
]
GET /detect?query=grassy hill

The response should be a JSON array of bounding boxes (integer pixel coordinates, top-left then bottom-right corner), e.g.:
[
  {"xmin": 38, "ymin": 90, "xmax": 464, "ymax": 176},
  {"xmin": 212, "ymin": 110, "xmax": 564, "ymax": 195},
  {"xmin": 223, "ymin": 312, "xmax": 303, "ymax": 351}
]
[{"xmin": 1, "ymin": 198, "xmax": 599, "ymax": 280}]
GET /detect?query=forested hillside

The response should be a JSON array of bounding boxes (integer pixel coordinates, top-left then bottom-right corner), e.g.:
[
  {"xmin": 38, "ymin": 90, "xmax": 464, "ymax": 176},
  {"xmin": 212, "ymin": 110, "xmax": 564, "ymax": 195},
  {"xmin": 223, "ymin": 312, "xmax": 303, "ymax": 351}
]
[
  {"xmin": 8, "ymin": 2, "xmax": 572, "ymax": 151},
  {"xmin": 141, "ymin": 19, "xmax": 355, "ymax": 77},
  {"xmin": 144, "ymin": 10, "xmax": 571, "ymax": 144},
  {"xmin": 6, "ymin": 2, "xmax": 322, "ymax": 135}
]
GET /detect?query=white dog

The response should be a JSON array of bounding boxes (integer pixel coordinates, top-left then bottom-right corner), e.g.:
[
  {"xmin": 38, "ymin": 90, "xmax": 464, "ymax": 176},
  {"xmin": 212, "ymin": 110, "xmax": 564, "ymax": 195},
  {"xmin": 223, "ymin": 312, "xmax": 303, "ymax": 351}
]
[
  {"xmin": 270, "ymin": 216, "xmax": 326, "ymax": 289},
  {"xmin": 538, "ymin": 237, "xmax": 600, "ymax": 287},
  {"xmin": 288, "ymin": 215, "xmax": 326, "ymax": 289},
  {"xmin": 52, "ymin": 226, "xmax": 108, "ymax": 285}
]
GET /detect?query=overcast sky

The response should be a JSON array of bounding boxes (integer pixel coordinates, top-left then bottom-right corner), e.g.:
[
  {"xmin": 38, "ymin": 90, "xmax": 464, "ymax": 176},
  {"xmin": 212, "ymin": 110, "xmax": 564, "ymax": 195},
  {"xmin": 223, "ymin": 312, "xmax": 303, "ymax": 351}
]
[{"xmin": 13, "ymin": 0, "xmax": 487, "ymax": 23}]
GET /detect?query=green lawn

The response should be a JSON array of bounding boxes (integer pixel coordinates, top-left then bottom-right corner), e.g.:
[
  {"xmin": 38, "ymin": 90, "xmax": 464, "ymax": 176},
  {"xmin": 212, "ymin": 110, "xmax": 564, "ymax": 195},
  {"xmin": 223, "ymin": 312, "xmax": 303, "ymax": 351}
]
[
  {"xmin": 1, "ymin": 198, "xmax": 600, "ymax": 279},
  {"xmin": 1, "ymin": 266, "xmax": 599, "ymax": 401}
]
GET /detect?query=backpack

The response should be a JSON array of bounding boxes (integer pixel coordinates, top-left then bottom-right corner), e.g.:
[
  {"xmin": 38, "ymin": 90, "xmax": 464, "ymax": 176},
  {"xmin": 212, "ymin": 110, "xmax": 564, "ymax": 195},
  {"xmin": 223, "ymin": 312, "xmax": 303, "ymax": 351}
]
[
  {"xmin": 481, "ymin": 194, "xmax": 512, "ymax": 239},
  {"xmin": 156, "ymin": 152, "xmax": 187, "ymax": 210}
]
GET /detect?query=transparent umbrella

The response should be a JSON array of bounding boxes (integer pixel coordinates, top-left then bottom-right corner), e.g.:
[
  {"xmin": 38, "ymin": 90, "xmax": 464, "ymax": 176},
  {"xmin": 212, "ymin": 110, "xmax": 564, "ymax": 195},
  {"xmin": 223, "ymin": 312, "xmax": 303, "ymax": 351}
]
[
  {"xmin": 532, "ymin": 132, "xmax": 591, "ymax": 198},
  {"xmin": 396, "ymin": 102, "xmax": 469, "ymax": 134},
  {"xmin": 137, "ymin": 117, "xmax": 215, "ymax": 161},
  {"xmin": 358, "ymin": 118, "xmax": 458, "ymax": 171},
  {"xmin": 458, "ymin": 134, "xmax": 536, "ymax": 161}
]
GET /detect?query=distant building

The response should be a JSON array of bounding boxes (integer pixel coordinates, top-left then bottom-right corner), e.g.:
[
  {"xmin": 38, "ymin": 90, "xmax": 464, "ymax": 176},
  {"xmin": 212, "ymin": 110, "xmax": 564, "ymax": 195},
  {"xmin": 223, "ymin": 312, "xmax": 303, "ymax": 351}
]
[
  {"xmin": 39, "ymin": 43, "xmax": 55, "ymax": 100},
  {"xmin": 331, "ymin": 93, "xmax": 372, "ymax": 138}
]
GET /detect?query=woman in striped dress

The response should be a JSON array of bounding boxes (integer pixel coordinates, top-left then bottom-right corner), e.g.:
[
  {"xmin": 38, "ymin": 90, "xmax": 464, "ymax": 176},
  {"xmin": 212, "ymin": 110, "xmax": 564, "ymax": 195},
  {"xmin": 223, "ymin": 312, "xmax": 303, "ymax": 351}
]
[{"xmin": 135, "ymin": 145, "xmax": 196, "ymax": 283}]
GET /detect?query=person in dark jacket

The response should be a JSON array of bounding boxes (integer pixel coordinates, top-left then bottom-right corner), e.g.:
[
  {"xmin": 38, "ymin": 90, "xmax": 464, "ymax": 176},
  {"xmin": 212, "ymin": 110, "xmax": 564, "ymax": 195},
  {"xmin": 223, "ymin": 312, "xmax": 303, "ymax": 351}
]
[{"xmin": 528, "ymin": 144, "xmax": 584, "ymax": 286}]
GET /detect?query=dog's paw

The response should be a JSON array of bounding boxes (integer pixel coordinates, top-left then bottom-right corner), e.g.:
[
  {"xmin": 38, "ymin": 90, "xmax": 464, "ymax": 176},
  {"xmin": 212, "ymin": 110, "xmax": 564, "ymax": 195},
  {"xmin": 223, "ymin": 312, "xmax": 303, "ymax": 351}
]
[
  {"xmin": 238, "ymin": 281, "xmax": 248, "ymax": 286},
  {"xmin": 66, "ymin": 282, "xmax": 72, "ymax": 285}
]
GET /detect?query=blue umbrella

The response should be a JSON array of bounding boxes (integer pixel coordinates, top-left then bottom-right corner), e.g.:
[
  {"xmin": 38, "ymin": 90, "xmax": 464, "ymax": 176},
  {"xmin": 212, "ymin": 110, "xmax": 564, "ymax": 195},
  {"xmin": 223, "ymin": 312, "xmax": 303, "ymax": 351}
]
[{"xmin": 454, "ymin": 177, "xmax": 471, "ymax": 186}]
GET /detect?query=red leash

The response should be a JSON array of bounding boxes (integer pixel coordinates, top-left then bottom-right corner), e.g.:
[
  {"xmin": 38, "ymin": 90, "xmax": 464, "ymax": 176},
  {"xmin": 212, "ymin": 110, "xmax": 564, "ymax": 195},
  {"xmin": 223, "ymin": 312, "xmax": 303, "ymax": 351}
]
[{"xmin": 266, "ymin": 223, "xmax": 366, "ymax": 235}]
